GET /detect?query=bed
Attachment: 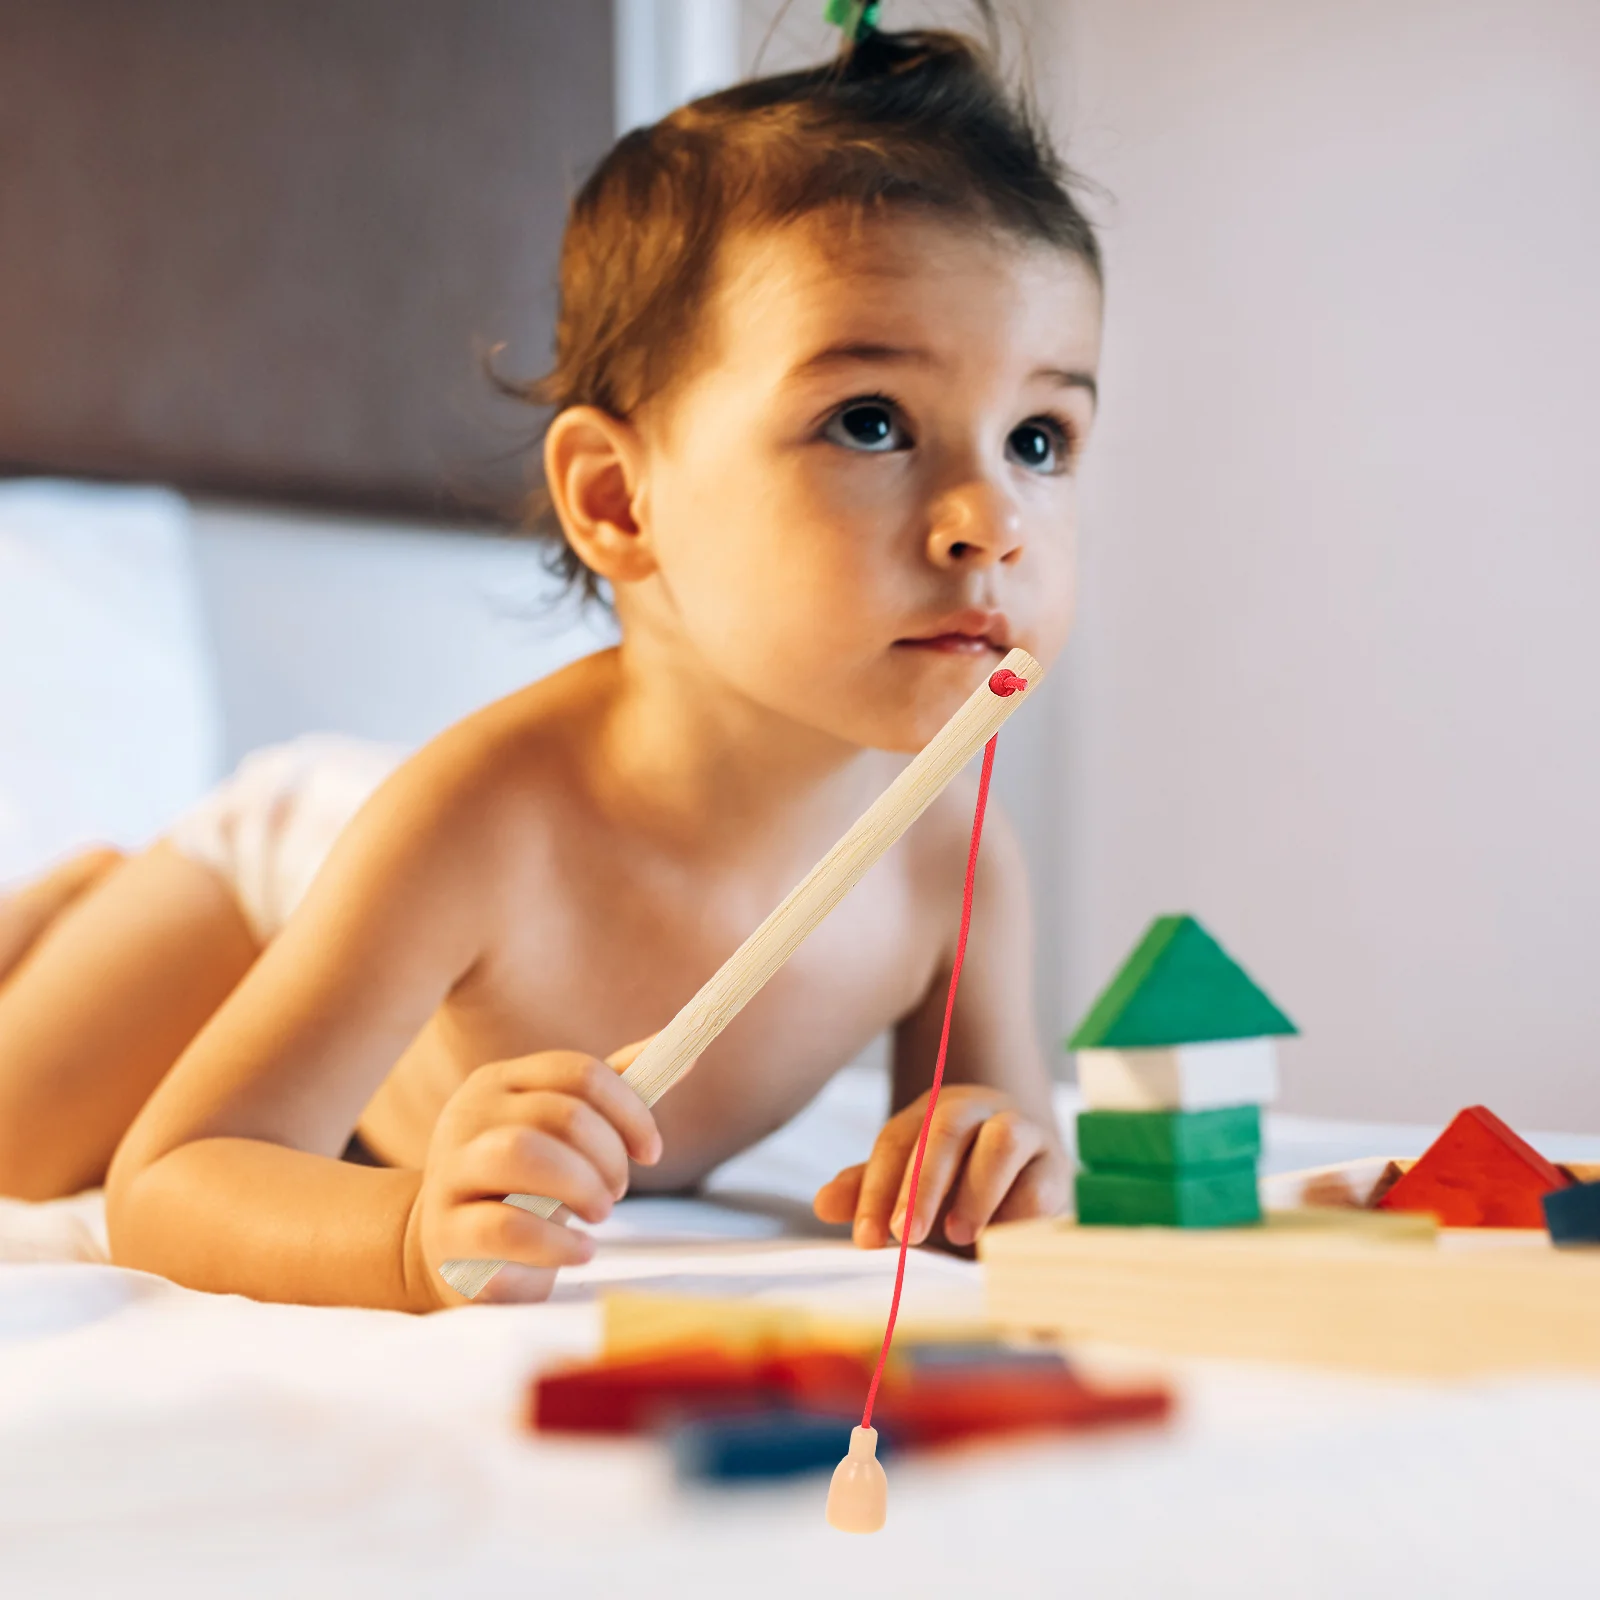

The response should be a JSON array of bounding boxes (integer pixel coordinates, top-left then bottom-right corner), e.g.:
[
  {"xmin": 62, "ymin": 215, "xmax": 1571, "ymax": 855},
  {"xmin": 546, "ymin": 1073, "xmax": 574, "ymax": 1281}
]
[
  {"xmin": 3, "ymin": 1063, "xmax": 1597, "ymax": 1597},
  {"xmin": 2, "ymin": 483, "xmax": 1595, "ymax": 1593}
]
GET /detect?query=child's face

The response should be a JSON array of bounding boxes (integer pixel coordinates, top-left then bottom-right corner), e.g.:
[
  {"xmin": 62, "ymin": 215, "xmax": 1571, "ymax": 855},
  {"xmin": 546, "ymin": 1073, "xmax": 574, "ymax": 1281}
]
[{"xmin": 624, "ymin": 210, "xmax": 1103, "ymax": 752}]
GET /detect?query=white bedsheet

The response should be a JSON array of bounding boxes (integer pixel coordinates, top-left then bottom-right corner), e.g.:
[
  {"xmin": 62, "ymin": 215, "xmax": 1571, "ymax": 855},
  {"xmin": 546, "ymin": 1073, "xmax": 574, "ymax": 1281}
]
[{"xmin": 3, "ymin": 1070, "xmax": 1597, "ymax": 1596}]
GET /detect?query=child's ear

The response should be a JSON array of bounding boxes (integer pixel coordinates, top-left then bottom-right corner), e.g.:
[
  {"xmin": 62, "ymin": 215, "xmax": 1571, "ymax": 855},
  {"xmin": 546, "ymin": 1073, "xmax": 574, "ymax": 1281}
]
[{"xmin": 542, "ymin": 406, "xmax": 656, "ymax": 584}]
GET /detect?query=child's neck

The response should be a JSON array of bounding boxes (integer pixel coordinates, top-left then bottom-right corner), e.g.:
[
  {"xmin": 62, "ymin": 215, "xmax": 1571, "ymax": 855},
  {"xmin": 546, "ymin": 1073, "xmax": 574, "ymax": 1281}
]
[{"xmin": 588, "ymin": 636, "xmax": 890, "ymax": 851}]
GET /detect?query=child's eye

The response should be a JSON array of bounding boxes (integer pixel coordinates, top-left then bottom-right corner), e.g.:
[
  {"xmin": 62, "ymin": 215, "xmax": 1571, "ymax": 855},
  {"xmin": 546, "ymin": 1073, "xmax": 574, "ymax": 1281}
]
[
  {"xmin": 823, "ymin": 400, "xmax": 911, "ymax": 454},
  {"xmin": 1007, "ymin": 417, "xmax": 1073, "ymax": 475}
]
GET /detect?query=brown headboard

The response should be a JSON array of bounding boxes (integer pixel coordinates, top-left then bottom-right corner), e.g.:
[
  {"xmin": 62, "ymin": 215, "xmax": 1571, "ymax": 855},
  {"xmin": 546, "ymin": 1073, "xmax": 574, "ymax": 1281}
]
[{"xmin": 0, "ymin": 1, "xmax": 614, "ymax": 521}]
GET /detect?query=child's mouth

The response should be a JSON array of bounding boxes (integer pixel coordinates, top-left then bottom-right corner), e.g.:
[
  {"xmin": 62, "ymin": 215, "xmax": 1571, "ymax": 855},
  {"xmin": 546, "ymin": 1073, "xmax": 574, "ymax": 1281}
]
[
  {"xmin": 894, "ymin": 633, "xmax": 1006, "ymax": 655},
  {"xmin": 894, "ymin": 611, "xmax": 1012, "ymax": 656}
]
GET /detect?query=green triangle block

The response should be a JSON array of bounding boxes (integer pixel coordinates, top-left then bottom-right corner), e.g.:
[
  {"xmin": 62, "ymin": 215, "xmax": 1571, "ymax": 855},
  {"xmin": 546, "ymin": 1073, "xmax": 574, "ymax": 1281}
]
[{"xmin": 1068, "ymin": 914, "xmax": 1298, "ymax": 1049}]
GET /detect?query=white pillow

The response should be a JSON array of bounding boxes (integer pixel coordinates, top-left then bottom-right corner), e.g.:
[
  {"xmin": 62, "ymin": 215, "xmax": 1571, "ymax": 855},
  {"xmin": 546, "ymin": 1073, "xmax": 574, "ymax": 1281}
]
[{"xmin": 0, "ymin": 480, "xmax": 222, "ymax": 887}]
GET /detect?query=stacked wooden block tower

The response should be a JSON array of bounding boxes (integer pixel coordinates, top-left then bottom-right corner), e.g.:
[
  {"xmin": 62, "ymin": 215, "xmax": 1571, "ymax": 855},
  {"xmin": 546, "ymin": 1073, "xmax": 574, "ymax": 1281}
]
[{"xmin": 1068, "ymin": 915, "xmax": 1298, "ymax": 1228}]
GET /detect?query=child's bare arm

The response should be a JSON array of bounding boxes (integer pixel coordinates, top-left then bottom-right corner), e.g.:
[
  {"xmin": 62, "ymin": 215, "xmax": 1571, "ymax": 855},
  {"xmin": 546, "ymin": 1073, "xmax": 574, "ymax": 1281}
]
[
  {"xmin": 814, "ymin": 803, "xmax": 1070, "ymax": 1247},
  {"xmin": 106, "ymin": 739, "xmax": 659, "ymax": 1310},
  {"xmin": 110, "ymin": 1050, "xmax": 659, "ymax": 1310}
]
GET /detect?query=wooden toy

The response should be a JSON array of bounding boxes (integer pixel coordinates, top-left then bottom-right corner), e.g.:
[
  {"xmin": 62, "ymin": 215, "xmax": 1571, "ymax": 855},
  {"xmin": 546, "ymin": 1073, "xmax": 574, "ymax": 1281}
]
[
  {"xmin": 529, "ymin": 1339, "xmax": 1172, "ymax": 1490},
  {"xmin": 437, "ymin": 650, "xmax": 1041, "ymax": 1301},
  {"xmin": 1068, "ymin": 913, "xmax": 1298, "ymax": 1054},
  {"xmin": 1375, "ymin": 1105, "xmax": 1571, "ymax": 1228},
  {"xmin": 533, "ymin": 1339, "xmax": 1080, "ymax": 1434},
  {"xmin": 1542, "ymin": 1180, "xmax": 1600, "ymax": 1246},
  {"xmin": 979, "ymin": 1212, "xmax": 1600, "ymax": 1378},
  {"xmin": 1067, "ymin": 915, "xmax": 1293, "ymax": 1230},
  {"xmin": 686, "ymin": 1411, "xmax": 867, "ymax": 1485},
  {"xmin": 1076, "ymin": 1105, "xmax": 1261, "ymax": 1173},
  {"xmin": 824, "ymin": 1427, "xmax": 887, "ymax": 1525},
  {"xmin": 598, "ymin": 1287, "xmax": 994, "ymax": 1364},
  {"xmin": 1075, "ymin": 1165, "xmax": 1262, "ymax": 1228},
  {"xmin": 531, "ymin": 1348, "xmax": 866, "ymax": 1435},
  {"xmin": 660, "ymin": 1356, "xmax": 1162, "ymax": 1490},
  {"xmin": 531, "ymin": 1341, "xmax": 1169, "ymax": 1448},
  {"xmin": 1264, "ymin": 1155, "xmax": 1600, "ymax": 1214},
  {"xmin": 1076, "ymin": 1039, "xmax": 1280, "ymax": 1113}
]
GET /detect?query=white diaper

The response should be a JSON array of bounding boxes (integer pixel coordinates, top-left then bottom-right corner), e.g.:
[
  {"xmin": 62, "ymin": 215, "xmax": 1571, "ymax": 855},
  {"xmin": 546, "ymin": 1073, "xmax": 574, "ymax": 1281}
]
[{"xmin": 167, "ymin": 735, "xmax": 404, "ymax": 943}]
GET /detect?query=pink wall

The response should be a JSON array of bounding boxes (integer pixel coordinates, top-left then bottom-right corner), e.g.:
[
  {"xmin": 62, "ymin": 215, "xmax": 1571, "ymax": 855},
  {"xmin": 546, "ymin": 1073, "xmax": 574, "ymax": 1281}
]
[{"xmin": 1039, "ymin": 0, "xmax": 1600, "ymax": 1126}]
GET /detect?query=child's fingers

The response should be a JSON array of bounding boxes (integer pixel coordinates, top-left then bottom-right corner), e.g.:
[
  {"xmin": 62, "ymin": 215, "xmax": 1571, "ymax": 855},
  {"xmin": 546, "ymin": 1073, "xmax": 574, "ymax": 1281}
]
[
  {"xmin": 941, "ymin": 1113, "xmax": 1047, "ymax": 1246},
  {"xmin": 455, "ymin": 1124, "xmax": 618, "ymax": 1225},
  {"xmin": 990, "ymin": 1150, "xmax": 1071, "ymax": 1225},
  {"xmin": 447, "ymin": 1197, "xmax": 597, "ymax": 1276},
  {"xmin": 488, "ymin": 1052, "xmax": 662, "ymax": 1165},
  {"xmin": 473, "ymin": 1262, "xmax": 561, "ymax": 1305},
  {"xmin": 517, "ymin": 1094, "xmax": 635, "ymax": 1200},
  {"xmin": 813, "ymin": 1163, "xmax": 866, "ymax": 1224},
  {"xmin": 851, "ymin": 1115, "xmax": 926, "ymax": 1248},
  {"xmin": 604, "ymin": 1034, "xmax": 658, "ymax": 1073},
  {"xmin": 893, "ymin": 1099, "xmax": 994, "ymax": 1246}
]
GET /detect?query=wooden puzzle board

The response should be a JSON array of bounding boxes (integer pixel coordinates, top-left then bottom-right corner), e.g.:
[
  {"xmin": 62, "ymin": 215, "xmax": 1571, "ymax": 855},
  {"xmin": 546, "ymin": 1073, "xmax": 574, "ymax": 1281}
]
[{"xmin": 980, "ymin": 1186, "xmax": 1600, "ymax": 1378}]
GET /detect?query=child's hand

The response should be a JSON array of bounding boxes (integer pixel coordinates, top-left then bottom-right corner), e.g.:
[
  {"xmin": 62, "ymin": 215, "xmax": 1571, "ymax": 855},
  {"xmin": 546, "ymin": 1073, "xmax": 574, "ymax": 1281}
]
[
  {"xmin": 813, "ymin": 1086, "xmax": 1069, "ymax": 1250},
  {"xmin": 408, "ymin": 1048, "xmax": 662, "ymax": 1308}
]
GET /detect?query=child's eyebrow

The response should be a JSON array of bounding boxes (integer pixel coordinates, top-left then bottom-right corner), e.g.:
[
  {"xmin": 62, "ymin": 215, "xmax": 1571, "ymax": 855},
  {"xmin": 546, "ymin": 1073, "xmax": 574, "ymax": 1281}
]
[
  {"xmin": 786, "ymin": 340, "xmax": 934, "ymax": 379},
  {"xmin": 1036, "ymin": 367, "xmax": 1099, "ymax": 405},
  {"xmin": 786, "ymin": 340, "xmax": 1098, "ymax": 404}
]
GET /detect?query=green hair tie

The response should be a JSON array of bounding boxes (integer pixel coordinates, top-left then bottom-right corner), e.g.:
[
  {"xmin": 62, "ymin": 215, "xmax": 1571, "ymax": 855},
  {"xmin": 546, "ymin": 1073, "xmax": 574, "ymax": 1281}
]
[{"xmin": 823, "ymin": 0, "xmax": 882, "ymax": 42}]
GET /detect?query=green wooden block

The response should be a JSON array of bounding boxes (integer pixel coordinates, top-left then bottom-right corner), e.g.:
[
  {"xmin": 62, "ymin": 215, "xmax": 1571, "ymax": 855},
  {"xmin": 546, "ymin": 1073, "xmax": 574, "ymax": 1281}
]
[
  {"xmin": 1067, "ymin": 914, "xmax": 1297, "ymax": 1049},
  {"xmin": 1075, "ymin": 1165, "xmax": 1262, "ymax": 1228},
  {"xmin": 1076, "ymin": 1105, "xmax": 1262, "ymax": 1174}
]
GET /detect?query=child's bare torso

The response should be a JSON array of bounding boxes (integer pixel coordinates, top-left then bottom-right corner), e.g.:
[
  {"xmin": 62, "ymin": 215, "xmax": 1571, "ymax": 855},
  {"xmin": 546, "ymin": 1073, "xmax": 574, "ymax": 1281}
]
[{"xmin": 352, "ymin": 654, "xmax": 962, "ymax": 1186}]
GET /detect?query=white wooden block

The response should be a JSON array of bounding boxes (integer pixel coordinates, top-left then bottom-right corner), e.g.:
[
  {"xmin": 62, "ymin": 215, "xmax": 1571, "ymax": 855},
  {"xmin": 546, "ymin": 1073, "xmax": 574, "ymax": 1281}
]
[{"xmin": 1076, "ymin": 1038, "xmax": 1279, "ymax": 1111}]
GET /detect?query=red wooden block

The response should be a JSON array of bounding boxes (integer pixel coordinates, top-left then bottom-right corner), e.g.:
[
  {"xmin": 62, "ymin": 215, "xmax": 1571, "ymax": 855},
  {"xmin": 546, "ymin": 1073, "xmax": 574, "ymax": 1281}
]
[
  {"xmin": 882, "ymin": 1369, "xmax": 1171, "ymax": 1445},
  {"xmin": 1376, "ymin": 1104, "xmax": 1571, "ymax": 1227},
  {"xmin": 527, "ymin": 1345, "xmax": 1172, "ymax": 1447},
  {"xmin": 529, "ymin": 1349, "xmax": 867, "ymax": 1435}
]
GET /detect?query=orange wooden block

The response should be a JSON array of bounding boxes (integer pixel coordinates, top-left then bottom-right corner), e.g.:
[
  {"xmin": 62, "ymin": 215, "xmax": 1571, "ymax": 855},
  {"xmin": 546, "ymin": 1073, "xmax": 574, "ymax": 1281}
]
[{"xmin": 1376, "ymin": 1105, "xmax": 1570, "ymax": 1227}]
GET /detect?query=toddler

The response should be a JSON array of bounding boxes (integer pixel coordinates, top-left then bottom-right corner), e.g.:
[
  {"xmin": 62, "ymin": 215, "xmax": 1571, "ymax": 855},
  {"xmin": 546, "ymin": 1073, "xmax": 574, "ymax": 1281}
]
[{"xmin": 0, "ymin": 21, "xmax": 1103, "ymax": 1310}]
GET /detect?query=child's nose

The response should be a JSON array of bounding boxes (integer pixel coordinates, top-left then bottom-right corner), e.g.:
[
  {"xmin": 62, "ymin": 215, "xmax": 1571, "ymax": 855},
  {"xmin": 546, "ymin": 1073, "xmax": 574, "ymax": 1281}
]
[{"xmin": 924, "ymin": 481, "xmax": 1023, "ymax": 570}]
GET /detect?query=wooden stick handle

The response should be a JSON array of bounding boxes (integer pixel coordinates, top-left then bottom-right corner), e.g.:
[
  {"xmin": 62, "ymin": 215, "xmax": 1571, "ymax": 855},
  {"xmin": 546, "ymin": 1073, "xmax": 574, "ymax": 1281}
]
[{"xmin": 439, "ymin": 649, "xmax": 1043, "ymax": 1299}]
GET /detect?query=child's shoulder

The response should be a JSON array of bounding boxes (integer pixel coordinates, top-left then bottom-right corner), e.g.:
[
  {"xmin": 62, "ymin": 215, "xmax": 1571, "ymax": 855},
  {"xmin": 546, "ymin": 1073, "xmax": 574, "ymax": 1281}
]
[{"xmin": 364, "ymin": 650, "xmax": 615, "ymax": 858}]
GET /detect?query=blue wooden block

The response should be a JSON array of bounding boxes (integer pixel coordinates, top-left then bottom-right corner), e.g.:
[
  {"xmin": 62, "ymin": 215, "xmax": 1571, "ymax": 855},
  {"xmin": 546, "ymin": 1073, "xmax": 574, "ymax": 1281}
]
[
  {"xmin": 669, "ymin": 1410, "xmax": 890, "ymax": 1481},
  {"xmin": 1543, "ymin": 1179, "xmax": 1600, "ymax": 1245}
]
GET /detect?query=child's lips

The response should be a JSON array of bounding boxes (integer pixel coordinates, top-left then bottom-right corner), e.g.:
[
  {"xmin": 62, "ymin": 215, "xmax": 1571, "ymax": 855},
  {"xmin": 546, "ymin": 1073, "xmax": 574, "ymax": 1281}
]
[
  {"xmin": 893, "ymin": 633, "xmax": 1007, "ymax": 655},
  {"xmin": 895, "ymin": 608, "xmax": 1013, "ymax": 655}
]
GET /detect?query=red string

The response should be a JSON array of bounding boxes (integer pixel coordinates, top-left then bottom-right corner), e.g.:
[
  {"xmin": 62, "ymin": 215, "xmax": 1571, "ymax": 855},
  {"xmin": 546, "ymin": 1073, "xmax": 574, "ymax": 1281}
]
[{"xmin": 860, "ymin": 687, "xmax": 1015, "ymax": 1429}]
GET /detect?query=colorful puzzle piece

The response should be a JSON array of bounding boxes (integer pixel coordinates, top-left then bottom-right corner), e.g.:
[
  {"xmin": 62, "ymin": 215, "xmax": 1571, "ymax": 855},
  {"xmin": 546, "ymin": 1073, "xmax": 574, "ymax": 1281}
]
[
  {"xmin": 1077, "ymin": 1105, "xmax": 1261, "ymax": 1172},
  {"xmin": 528, "ymin": 1339, "xmax": 1172, "ymax": 1477},
  {"xmin": 1075, "ymin": 1164, "xmax": 1262, "ymax": 1228},
  {"xmin": 1076, "ymin": 1040, "xmax": 1279, "ymax": 1111},
  {"xmin": 1067, "ymin": 914, "xmax": 1293, "ymax": 1233},
  {"xmin": 1375, "ymin": 1105, "xmax": 1570, "ymax": 1228},
  {"xmin": 597, "ymin": 1288, "xmax": 992, "ymax": 1363},
  {"xmin": 672, "ymin": 1409, "xmax": 862, "ymax": 1481},
  {"xmin": 1067, "ymin": 914, "xmax": 1298, "ymax": 1050},
  {"xmin": 1542, "ymin": 1179, "xmax": 1600, "ymax": 1245}
]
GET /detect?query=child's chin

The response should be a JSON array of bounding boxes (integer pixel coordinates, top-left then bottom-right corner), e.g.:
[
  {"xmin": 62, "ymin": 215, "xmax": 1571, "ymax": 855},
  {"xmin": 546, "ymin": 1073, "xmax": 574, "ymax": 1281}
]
[
  {"xmin": 860, "ymin": 666, "xmax": 999, "ymax": 752},
  {"xmin": 896, "ymin": 645, "xmax": 1005, "ymax": 704}
]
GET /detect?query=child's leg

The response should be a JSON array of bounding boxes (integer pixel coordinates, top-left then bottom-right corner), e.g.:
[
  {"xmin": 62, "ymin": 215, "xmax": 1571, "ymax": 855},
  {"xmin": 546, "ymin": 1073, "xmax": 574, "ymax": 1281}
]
[
  {"xmin": 0, "ymin": 847, "xmax": 125, "ymax": 980},
  {"xmin": 0, "ymin": 842, "xmax": 259, "ymax": 1200}
]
